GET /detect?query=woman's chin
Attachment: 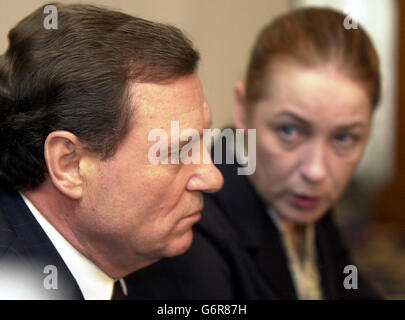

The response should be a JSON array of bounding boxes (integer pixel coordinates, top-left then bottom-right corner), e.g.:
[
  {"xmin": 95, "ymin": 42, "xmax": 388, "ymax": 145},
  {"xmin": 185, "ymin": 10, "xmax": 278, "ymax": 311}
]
[{"xmin": 277, "ymin": 203, "xmax": 329, "ymax": 225}]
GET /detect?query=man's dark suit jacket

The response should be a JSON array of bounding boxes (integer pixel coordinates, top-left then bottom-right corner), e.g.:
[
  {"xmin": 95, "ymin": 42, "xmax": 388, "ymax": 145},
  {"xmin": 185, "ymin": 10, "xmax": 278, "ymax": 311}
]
[
  {"xmin": 0, "ymin": 188, "xmax": 84, "ymax": 299},
  {"xmin": 127, "ymin": 142, "xmax": 381, "ymax": 300}
]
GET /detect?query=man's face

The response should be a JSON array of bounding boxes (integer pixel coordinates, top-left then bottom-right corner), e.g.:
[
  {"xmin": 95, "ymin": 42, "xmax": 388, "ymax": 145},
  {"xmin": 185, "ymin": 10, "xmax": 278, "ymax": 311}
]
[{"xmin": 75, "ymin": 73, "xmax": 223, "ymax": 275}]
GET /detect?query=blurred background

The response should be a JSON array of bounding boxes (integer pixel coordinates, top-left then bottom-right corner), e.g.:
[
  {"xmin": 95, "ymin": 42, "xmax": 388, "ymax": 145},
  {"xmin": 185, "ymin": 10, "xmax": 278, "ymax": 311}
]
[{"xmin": 0, "ymin": 0, "xmax": 403, "ymax": 299}]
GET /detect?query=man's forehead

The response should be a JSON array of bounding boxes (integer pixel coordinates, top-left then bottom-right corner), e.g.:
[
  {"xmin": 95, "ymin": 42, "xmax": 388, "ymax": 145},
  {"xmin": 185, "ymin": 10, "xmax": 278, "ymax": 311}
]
[
  {"xmin": 125, "ymin": 75, "xmax": 213, "ymax": 140},
  {"xmin": 128, "ymin": 75, "xmax": 204, "ymax": 117}
]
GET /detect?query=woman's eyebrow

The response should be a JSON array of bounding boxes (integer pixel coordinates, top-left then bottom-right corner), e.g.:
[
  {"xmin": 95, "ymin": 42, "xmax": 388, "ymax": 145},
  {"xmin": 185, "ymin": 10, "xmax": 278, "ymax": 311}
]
[
  {"xmin": 273, "ymin": 111, "xmax": 367, "ymax": 131},
  {"xmin": 334, "ymin": 123, "xmax": 367, "ymax": 131},
  {"xmin": 272, "ymin": 111, "xmax": 311, "ymax": 126}
]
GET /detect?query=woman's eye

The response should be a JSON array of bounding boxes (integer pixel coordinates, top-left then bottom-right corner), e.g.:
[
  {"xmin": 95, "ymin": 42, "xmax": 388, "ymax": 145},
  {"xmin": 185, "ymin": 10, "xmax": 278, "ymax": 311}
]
[
  {"xmin": 278, "ymin": 125, "xmax": 300, "ymax": 141},
  {"xmin": 334, "ymin": 133, "xmax": 359, "ymax": 148}
]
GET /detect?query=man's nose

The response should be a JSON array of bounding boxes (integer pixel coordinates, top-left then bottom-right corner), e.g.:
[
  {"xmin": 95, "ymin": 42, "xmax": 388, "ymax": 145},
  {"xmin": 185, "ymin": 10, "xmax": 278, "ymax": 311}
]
[
  {"xmin": 186, "ymin": 145, "xmax": 224, "ymax": 193},
  {"xmin": 300, "ymin": 141, "xmax": 328, "ymax": 184}
]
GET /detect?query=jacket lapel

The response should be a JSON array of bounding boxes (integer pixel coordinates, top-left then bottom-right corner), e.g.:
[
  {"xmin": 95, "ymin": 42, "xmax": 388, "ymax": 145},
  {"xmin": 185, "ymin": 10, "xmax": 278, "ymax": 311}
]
[
  {"xmin": 0, "ymin": 190, "xmax": 84, "ymax": 299},
  {"xmin": 315, "ymin": 212, "xmax": 351, "ymax": 300},
  {"xmin": 255, "ymin": 220, "xmax": 298, "ymax": 299},
  {"xmin": 212, "ymin": 158, "xmax": 297, "ymax": 299}
]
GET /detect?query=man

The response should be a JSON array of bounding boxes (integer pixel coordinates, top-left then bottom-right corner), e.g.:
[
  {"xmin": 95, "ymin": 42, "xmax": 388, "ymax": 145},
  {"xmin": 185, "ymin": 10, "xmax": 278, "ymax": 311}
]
[{"xmin": 0, "ymin": 3, "xmax": 223, "ymax": 299}]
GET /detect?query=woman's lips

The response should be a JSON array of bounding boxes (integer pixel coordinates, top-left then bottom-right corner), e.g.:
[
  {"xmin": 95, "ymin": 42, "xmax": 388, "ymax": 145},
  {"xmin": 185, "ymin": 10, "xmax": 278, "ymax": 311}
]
[{"xmin": 291, "ymin": 193, "xmax": 321, "ymax": 210}]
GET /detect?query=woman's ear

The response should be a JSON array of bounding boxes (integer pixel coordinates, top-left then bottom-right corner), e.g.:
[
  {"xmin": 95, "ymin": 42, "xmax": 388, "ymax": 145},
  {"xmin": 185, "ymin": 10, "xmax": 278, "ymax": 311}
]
[
  {"xmin": 233, "ymin": 82, "xmax": 248, "ymax": 132},
  {"xmin": 44, "ymin": 130, "xmax": 85, "ymax": 200}
]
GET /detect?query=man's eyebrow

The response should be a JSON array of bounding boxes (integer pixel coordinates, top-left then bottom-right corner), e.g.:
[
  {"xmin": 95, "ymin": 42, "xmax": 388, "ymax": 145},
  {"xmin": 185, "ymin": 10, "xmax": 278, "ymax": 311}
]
[
  {"xmin": 169, "ymin": 130, "xmax": 202, "ymax": 151},
  {"xmin": 178, "ymin": 138, "xmax": 193, "ymax": 149}
]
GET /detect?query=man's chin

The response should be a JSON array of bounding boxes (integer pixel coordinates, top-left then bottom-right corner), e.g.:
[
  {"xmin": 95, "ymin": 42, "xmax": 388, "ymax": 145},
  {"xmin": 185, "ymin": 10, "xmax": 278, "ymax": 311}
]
[{"xmin": 162, "ymin": 230, "xmax": 194, "ymax": 258}]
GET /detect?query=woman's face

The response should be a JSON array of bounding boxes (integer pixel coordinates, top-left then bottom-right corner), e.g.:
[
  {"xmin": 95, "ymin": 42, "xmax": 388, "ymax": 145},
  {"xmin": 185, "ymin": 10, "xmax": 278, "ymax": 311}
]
[{"xmin": 245, "ymin": 61, "xmax": 372, "ymax": 225}]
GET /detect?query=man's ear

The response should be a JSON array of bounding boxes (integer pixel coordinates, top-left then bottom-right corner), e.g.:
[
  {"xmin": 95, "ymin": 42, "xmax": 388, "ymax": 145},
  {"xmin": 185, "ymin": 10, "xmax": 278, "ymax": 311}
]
[
  {"xmin": 44, "ymin": 131, "xmax": 86, "ymax": 200},
  {"xmin": 233, "ymin": 82, "xmax": 248, "ymax": 132}
]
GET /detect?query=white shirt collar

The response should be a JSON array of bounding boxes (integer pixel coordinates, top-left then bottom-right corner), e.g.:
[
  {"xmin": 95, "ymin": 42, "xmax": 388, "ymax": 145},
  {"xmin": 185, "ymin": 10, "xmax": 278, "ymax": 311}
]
[{"xmin": 20, "ymin": 193, "xmax": 122, "ymax": 300}]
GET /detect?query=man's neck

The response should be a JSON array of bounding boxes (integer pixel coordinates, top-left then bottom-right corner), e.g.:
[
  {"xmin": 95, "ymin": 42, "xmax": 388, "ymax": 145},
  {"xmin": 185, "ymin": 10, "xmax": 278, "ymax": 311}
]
[{"xmin": 23, "ymin": 179, "xmax": 155, "ymax": 279}]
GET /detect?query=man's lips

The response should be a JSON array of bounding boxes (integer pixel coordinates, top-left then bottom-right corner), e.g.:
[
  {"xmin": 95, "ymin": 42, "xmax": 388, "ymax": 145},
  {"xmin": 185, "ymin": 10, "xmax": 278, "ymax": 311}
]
[
  {"xmin": 183, "ymin": 211, "xmax": 202, "ymax": 225},
  {"xmin": 291, "ymin": 193, "xmax": 321, "ymax": 210},
  {"xmin": 185, "ymin": 206, "xmax": 203, "ymax": 219}
]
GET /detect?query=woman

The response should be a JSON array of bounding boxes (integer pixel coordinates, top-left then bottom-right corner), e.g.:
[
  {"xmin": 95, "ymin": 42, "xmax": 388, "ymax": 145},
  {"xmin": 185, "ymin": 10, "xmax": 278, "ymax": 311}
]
[{"xmin": 127, "ymin": 7, "xmax": 381, "ymax": 299}]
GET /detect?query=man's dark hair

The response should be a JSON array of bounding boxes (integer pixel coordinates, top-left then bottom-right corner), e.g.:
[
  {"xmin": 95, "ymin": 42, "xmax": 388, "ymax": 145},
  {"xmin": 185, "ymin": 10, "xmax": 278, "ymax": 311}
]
[{"xmin": 0, "ymin": 3, "xmax": 200, "ymax": 191}]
